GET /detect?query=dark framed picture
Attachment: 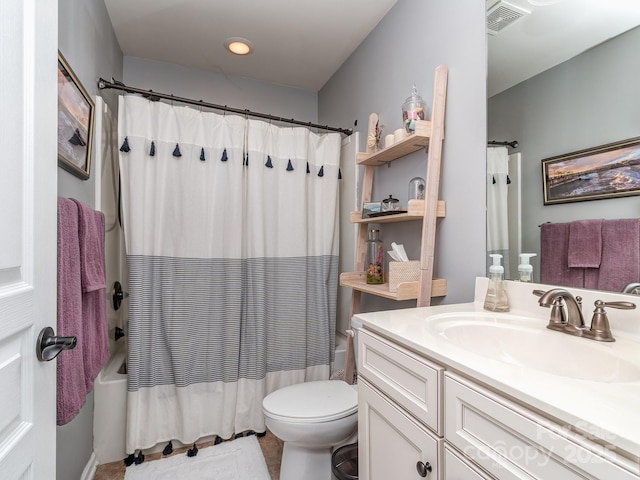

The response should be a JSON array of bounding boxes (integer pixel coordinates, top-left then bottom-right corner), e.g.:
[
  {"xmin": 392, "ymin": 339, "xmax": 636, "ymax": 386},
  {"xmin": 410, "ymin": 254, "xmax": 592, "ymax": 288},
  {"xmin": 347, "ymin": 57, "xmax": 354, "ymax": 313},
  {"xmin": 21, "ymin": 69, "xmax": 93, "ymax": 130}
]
[
  {"xmin": 542, "ymin": 137, "xmax": 640, "ymax": 205},
  {"xmin": 57, "ymin": 51, "xmax": 94, "ymax": 180}
]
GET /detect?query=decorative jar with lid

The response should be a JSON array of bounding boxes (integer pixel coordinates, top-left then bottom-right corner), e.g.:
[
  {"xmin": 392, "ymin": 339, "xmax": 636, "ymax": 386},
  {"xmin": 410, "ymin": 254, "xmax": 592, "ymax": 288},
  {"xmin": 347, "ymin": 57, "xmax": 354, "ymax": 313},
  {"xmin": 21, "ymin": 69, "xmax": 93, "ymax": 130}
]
[
  {"xmin": 408, "ymin": 177, "xmax": 426, "ymax": 200},
  {"xmin": 402, "ymin": 85, "xmax": 426, "ymax": 134}
]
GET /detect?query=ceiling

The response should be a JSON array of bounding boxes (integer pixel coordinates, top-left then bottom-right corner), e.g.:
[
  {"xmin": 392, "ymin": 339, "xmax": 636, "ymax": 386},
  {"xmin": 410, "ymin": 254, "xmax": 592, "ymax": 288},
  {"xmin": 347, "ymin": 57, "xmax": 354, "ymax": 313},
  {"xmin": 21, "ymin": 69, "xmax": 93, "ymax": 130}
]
[
  {"xmin": 103, "ymin": 1, "xmax": 640, "ymax": 95},
  {"xmin": 488, "ymin": 0, "xmax": 640, "ymax": 97},
  {"xmin": 103, "ymin": 0, "xmax": 398, "ymax": 92}
]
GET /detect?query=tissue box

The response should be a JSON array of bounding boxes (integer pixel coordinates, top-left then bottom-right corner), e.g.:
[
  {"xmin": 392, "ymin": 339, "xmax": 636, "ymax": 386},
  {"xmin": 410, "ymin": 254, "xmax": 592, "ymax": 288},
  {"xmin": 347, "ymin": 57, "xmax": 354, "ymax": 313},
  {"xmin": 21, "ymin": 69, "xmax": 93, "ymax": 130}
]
[{"xmin": 388, "ymin": 261, "xmax": 420, "ymax": 292}]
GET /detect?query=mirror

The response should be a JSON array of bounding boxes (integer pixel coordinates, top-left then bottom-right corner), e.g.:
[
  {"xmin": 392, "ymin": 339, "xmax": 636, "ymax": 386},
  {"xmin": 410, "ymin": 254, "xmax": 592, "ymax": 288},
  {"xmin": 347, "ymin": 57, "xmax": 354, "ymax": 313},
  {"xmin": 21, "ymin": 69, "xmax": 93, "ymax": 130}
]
[{"xmin": 486, "ymin": 0, "xmax": 640, "ymax": 293}]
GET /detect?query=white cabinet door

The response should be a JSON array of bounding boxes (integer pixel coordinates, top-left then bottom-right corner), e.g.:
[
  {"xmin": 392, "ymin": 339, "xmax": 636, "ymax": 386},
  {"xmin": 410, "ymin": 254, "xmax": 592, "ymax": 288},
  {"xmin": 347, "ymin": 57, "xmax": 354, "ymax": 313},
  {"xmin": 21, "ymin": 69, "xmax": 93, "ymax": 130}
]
[
  {"xmin": 0, "ymin": 0, "xmax": 58, "ymax": 478},
  {"xmin": 444, "ymin": 445, "xmax": 491, "ymax": 480},
  {"xmin": 445, "ymin": 373, "xmax": 639, "ymax": 480},
  {"xmin": 359, "ymin": 379, "xmax": 442, "ymax": 480}
]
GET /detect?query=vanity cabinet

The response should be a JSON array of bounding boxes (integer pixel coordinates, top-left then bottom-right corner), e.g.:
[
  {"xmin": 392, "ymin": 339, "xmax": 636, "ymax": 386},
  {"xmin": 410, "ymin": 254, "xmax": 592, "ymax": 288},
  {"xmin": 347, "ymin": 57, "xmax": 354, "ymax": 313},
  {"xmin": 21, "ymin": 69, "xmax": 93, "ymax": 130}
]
[
  {"xmin": 358, "ymin": 327, "xmax": 640, "ymax": 480},
  {"xmin": 358, "ymin": 329, "xmax": 443, "ymax": 478}
]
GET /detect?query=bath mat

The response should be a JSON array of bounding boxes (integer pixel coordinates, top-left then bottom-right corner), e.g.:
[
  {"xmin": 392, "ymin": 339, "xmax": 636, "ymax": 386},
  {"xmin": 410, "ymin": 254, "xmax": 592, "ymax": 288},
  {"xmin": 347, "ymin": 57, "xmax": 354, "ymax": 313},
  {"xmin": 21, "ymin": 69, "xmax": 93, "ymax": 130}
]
[{"xmin": 124, "ymin": 435, "xmax": 270, "ymax": 480}]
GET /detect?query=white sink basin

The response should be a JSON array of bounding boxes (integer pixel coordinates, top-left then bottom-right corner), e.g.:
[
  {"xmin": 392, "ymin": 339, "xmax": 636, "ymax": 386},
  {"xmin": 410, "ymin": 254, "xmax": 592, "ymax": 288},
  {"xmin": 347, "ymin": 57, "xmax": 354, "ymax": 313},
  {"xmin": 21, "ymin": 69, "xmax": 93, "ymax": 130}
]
[{"xmin": 426, "ymin": 312, "xmax": 640, "ymax": 383}]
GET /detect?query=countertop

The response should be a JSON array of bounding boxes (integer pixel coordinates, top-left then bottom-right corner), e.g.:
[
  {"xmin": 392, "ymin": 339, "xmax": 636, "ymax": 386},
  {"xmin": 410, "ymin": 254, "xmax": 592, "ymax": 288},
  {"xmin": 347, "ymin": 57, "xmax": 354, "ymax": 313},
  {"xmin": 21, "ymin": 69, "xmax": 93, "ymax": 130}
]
[{"xmin": 353, "ymin": 278, "xmax": 640, "ymax": 471}]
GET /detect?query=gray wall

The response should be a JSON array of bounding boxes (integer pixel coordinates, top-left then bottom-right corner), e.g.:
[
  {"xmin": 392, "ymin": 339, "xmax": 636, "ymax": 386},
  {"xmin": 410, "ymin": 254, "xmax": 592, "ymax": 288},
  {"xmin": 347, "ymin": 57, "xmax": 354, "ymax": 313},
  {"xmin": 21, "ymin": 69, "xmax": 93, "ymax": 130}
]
[
  {"xmin": 58, "ymin": 0, "xmax": 123, "ymax": 206},
  {"xmin": 57, "ymin": 0, "xmax": 123, "ymax": 478},
  {"xmin": 319, "ymin": 0, "xmax": 488, "ymax": 311},
  {"xmin": 123, "ymin": 57, "xmax": 318, "ymax": 122},
  {"xmin": 488, "ymin": 26, "xmax": 640, "ymax": 281}
]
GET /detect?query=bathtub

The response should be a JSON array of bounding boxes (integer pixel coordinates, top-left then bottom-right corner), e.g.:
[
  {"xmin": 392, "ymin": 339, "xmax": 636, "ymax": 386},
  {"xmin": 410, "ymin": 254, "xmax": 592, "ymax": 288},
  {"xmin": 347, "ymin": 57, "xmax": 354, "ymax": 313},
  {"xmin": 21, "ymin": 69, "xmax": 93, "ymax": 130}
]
[
  {"xmin": 93, "ymin": 337, "xmax": 351, "ymax": 463},
  {"xmin": 93, "ymin": 350, "xmax": 127, "ymax": 464}
]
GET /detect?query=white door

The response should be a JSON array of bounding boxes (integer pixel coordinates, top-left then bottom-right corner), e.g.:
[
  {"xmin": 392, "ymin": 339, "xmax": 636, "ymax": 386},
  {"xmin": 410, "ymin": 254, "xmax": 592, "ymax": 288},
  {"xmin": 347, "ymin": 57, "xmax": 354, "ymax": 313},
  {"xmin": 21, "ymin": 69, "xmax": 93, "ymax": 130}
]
[{"xmin": 0, "ymin": 0, "xmax": 58, "ymax": 478}]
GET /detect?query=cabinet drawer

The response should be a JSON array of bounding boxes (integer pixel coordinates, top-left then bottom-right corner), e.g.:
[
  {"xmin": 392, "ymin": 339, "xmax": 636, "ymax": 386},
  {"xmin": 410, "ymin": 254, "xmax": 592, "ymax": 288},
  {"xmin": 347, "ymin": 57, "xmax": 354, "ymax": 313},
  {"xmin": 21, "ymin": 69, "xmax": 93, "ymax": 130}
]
[
  {"xmin": 444, "ymin": 445, "xmax": 491, "ymax": 480},
  {"xmin": 359, "ymin": 378, "xmax": 442, "ymax": 480},
  {"xmin": 358, "ymin": 329, "xmax": 443, "ymax": 434},
  {"xmin": 445, "ymin": 373, "xmax": 639, "ymax": 480}
]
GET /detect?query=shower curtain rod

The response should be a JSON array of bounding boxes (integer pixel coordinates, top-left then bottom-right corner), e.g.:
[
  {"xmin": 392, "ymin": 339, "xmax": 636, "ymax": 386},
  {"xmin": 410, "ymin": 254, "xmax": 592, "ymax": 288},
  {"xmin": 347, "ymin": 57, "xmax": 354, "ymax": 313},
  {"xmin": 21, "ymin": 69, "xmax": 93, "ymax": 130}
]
[
  {"xmin": 488, "ymin": 140, "xmax": 519, "ymax": 149},
  {"xmin": 97, "ymin": 77, "xmax": 353, "ymax": 136}
]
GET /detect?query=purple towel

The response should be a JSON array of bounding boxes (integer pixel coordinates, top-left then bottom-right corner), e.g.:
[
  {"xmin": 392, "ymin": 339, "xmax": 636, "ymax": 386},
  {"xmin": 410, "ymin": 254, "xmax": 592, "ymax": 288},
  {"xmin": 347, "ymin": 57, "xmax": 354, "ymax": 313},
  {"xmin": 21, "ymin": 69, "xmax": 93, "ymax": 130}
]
[
  {"xmin": 71, "ymin": 199, "xmax": 109, "ymax": 391},
  {"xmin": 57, "ymin": 198, "xmax": 87, "ymax": 425},
  {"xmin": 568, "ymin": 219, "xmax": 603, "ymax": 268},
  {"xmin": 540, "ymin": 222, "xmax": 584, "ymax": 288},
  {"xmin": 597, "ymin": 219, "xmax": 640, "ymax": 292}
]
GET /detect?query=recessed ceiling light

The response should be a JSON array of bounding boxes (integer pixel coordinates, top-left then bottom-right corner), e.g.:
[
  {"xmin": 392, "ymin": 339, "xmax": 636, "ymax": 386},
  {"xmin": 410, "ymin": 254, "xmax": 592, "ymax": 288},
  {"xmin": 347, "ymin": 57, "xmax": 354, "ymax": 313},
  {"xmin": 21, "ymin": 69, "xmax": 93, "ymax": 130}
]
[{"xmin": 225, "ymin": 37, "xmax": 253, "ymax": 55}]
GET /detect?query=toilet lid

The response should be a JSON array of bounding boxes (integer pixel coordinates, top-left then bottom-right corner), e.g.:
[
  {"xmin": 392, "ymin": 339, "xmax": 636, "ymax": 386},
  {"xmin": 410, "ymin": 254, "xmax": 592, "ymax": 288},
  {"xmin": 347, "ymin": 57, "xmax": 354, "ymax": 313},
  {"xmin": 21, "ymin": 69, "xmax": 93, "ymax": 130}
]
[{"xmin": 263, "ymin": 380, "xmax": 357, "ymax": 423}]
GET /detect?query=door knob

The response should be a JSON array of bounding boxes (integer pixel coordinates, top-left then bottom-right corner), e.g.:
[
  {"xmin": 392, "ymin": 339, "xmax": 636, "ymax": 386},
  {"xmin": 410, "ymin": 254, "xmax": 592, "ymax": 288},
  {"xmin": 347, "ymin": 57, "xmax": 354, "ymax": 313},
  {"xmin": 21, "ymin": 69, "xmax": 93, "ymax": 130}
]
[{"xmin": 36, "ymin": 327, "xmax": 77, "ymax": 361}]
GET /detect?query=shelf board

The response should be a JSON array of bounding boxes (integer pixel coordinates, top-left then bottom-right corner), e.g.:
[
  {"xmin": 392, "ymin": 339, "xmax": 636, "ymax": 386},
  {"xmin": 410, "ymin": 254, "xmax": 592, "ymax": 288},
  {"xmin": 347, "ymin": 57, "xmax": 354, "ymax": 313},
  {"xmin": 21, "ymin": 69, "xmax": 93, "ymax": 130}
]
[
  {"xmin": 351, "ymin": 199, "xmax": 446, "ymax": 224},
  {"xmin": 340, "ymin": 271, "xmax": 446, "ymax": 300},
  {"xmin": 357, "ymin": 120, "xmax": 432, "ymax": 166}
]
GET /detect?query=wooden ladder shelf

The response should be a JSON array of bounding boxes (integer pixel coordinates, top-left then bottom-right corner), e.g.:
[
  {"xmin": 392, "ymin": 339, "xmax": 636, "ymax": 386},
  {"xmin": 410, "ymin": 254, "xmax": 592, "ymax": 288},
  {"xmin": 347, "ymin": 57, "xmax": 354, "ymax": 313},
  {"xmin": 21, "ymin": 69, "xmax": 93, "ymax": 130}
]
[{"xmin": 340, "ymin": 65, "xmax": 448, "ymax": 383}]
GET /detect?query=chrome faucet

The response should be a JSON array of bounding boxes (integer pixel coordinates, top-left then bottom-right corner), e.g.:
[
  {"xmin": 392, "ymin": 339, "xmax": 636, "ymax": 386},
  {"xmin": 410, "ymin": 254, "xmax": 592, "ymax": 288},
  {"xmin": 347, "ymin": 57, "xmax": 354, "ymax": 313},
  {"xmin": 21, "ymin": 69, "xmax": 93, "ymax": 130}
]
[{"xmin": 535, "ymin": 288, "xmax": 585, "ymax": 336}]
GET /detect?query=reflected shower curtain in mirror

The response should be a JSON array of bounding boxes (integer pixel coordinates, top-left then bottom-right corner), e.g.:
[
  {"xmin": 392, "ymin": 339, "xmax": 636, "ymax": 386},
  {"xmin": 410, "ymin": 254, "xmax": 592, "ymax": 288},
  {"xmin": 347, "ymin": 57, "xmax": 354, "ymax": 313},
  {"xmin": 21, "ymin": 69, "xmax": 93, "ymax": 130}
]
[
  {"xmin": 118, "ymin": 95, "xmax": 340, "ymax": 453},
  {"xmin": 487, "ymin": 146, "xmax": 510, "ymax": 278}
]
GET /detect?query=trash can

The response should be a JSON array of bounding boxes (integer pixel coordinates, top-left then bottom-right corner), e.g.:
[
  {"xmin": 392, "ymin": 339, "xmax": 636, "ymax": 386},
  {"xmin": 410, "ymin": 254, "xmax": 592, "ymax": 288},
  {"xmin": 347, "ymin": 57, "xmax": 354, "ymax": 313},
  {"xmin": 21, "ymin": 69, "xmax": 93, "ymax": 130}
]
[{"xmin": 331, "ymin": 442, "xmax": 358, "ymax": 480}]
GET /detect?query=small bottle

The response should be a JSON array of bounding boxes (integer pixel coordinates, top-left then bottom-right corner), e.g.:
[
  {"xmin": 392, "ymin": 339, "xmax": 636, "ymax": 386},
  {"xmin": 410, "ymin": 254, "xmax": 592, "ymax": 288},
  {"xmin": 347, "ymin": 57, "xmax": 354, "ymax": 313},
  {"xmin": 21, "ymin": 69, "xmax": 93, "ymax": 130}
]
[
  {"xmin": 365, "ymin": 229, "xmax": 384, "ymax": 284},
  {"xmin": 517, "ymin": 253, "xmax": 537, "ymax": 283},
  {"xmin": 484, "ymin": 254, "xmax": 509, "ymax": 312}
]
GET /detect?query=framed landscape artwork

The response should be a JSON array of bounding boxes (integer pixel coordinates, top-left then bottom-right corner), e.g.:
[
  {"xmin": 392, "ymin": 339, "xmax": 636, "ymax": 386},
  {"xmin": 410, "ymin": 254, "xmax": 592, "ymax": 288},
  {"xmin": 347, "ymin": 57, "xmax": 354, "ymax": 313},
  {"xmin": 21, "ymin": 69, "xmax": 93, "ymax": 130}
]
[
  {"xmin": 57, "ymin": 51, "xmax": 94, "ymax": 180},
  {"xmin": 542, "ymin": 137, "xmax": 640, "ymax": 205}
]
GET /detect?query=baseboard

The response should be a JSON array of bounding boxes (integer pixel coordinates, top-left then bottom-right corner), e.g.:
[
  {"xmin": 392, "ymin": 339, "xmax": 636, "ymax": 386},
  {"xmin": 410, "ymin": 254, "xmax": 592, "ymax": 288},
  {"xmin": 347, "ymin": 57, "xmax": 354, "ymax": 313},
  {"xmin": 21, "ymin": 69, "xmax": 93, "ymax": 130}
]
[{"xmin": 81, "ymin": 452, "xmax": 98, "ymax": 480}]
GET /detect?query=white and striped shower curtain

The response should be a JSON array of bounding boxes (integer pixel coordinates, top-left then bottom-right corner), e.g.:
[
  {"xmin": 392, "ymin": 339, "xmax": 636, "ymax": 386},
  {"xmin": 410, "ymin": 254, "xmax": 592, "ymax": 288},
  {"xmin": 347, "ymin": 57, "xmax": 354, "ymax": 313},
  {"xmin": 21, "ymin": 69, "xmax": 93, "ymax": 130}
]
[
  {"xmin": 487, "ymin": 146, "xmax": 510, "ymax": 277},
  {"xmin": 118, "ymin": 95, "xmax": 340, "ymax": 453}
]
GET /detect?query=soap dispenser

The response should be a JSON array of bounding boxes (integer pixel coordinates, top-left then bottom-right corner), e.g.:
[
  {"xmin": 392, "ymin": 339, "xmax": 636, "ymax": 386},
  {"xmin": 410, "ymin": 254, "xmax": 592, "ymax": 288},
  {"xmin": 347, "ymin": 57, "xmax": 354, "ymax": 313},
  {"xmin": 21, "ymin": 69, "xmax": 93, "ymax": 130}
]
[
  {"xmin": 517, "ymin": 253, "xmax": 537, "ymax": 283},
  {"xmin": 484, "ymin": 254, "xmax": 509, "ymax": 312}
]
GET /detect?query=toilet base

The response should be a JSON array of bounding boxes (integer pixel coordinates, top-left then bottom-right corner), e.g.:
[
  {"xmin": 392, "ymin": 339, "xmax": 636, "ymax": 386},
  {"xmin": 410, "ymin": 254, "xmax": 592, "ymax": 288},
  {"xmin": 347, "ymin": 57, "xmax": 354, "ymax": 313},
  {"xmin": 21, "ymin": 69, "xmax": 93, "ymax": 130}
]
[{"xmin": 279, "ymin": 442, "xmax": 331, "ymax": 480}]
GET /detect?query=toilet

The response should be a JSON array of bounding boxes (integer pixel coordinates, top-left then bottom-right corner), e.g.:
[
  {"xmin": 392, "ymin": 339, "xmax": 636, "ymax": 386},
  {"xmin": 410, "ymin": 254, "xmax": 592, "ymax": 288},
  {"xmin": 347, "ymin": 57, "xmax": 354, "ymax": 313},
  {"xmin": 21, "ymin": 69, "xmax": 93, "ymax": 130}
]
[{"xmin": 263, "ymin": 320, "xmax": 361, "ymax": 480}]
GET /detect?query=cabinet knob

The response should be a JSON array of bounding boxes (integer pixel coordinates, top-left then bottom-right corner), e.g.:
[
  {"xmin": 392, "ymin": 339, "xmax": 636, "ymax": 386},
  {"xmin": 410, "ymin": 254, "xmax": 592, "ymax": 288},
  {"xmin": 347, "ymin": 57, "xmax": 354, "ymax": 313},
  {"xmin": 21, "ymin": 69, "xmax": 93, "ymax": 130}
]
[{"xmin": 416, "ymin": 460, "xmax": 432, "ymax": 477}]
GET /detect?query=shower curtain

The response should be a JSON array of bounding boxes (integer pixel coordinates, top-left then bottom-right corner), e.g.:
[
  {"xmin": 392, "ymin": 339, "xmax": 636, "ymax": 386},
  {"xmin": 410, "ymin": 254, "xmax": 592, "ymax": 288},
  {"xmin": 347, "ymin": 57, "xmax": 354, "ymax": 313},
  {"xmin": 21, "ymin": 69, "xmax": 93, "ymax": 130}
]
[
  {"xmin": 118, "ymin": 95, "xmax": 340, "ymax": 453},
  {"xmin": 487, "ymin": 146, "xmax": 510, "ymax": 277}
]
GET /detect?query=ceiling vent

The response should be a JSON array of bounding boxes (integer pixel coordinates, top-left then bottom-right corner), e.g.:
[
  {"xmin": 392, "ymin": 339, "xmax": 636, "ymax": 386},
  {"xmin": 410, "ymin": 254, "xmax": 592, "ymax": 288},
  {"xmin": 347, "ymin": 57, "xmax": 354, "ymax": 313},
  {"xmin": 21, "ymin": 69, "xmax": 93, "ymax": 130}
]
[{"xmin": 487, "ymin": 1, "xmax": 530, "ymax": 36}]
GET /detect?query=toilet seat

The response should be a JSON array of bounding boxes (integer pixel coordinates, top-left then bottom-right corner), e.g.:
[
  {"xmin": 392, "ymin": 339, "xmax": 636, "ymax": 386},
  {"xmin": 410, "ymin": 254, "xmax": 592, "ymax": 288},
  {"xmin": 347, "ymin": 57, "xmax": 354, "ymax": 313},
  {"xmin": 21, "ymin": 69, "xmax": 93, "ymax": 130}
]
[{"xmin": 263, "ymin": 380, "xmax": 357, "ymax": 423}]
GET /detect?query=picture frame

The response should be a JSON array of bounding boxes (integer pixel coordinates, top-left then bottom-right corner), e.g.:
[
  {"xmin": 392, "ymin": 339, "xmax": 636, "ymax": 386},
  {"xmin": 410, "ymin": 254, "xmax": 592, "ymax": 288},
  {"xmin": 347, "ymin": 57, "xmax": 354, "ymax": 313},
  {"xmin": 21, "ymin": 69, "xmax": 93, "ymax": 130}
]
[
  {"xmin": 57, "ymin": 51, "xmax": 94, "ymax": 180},
  {"xmin": 362, "ymin": 202, "xmax": 382, "ymax": 219},
  {"xmin": 542, "ymin": 137, "xmax": 640, "ymax": 205}
]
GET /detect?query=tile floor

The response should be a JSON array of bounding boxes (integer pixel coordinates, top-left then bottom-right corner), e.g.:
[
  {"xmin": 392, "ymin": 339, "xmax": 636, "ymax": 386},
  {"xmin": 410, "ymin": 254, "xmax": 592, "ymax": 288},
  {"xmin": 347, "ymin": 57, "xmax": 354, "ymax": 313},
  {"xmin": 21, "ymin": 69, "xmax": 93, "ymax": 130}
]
[{"xmin": 93, "ymin": 431, "xmax": 283, "ymax": 480}]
